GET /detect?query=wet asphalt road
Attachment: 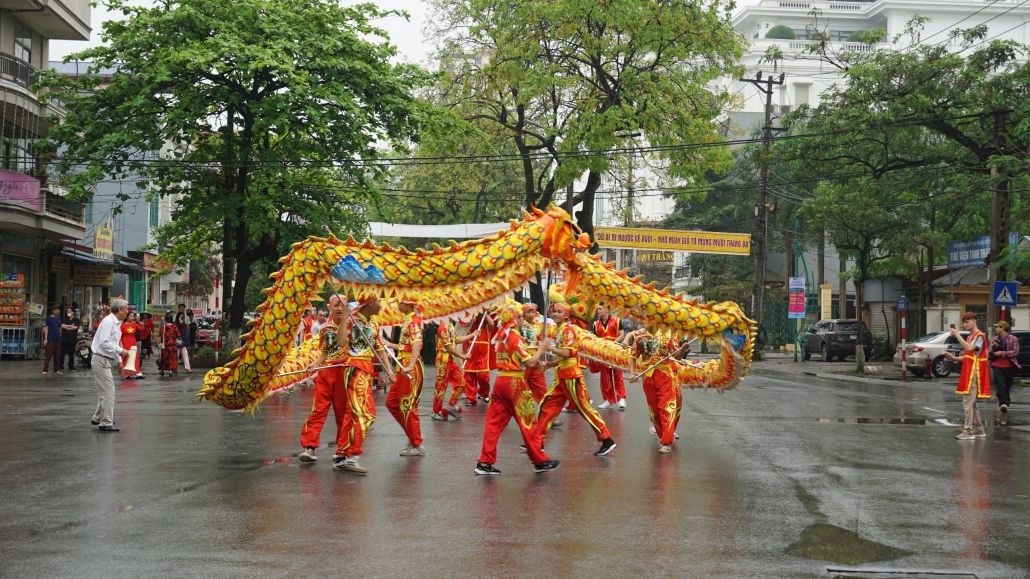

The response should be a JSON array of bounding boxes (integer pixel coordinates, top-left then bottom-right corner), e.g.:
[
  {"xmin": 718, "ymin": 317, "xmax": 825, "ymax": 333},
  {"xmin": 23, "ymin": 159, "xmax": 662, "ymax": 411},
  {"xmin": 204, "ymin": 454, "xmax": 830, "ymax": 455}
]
[{"xmin": 1, "ymin": 360, "xmax": 1029, "ymax": 579}]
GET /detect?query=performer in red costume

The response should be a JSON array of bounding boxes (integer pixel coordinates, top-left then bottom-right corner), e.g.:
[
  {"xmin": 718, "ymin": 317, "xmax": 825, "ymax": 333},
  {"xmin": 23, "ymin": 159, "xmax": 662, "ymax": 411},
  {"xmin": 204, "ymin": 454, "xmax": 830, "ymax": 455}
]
[
  {"xmin": 945, "ymin": 312, "xmax": 990, "ymax": 440},
  {"xmin": 629, "ymin": 328, "xmax": 684, "ymax": 454},
  {"xmin": 474, "ymin": 303, "xmax": 559, "ymax": 475},
  {"xmin": 384, "ymin": 298, "xmax": 427, "ymax": 456},
  {"xmin": 593, "ymin": 303, "xmax": 626, "ymax": 409},
  {"xmin": 120, "ymin": 312, "xmax": 143, "ymax": 379},
  {"xmin": 462, "ymin": 311, "xmax": 495, "ymax": 405},
  {"xmin": 431, "ymin": 318, "xmax": 477, "ymax": 421},
  {"xmin": 298, "ymin": 296, "xmax": 348, "ymax": 463},
  {"xmin": 520, "ymin": 304, "xmax": 548, "ymax": 402},
  {"xmin": 334, "ymin": 296, "xmax": 395, "ymax": 474},
  {"xmin": 534, "ymin": 303, "xmax": 617, "ymax": 456}
]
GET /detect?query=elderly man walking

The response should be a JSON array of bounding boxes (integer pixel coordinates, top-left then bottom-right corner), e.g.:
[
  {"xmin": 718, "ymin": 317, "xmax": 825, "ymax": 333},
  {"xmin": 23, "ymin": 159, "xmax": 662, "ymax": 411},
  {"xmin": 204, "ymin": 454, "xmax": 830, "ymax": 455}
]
[{"xmin": 90, "ymin": 299, "xmax": 130, "ymax": 432}]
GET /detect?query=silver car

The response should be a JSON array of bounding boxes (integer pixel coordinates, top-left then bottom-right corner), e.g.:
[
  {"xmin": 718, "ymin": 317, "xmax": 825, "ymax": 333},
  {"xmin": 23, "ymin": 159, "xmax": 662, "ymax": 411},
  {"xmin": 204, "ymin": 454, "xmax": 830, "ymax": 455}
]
[{"xmin": 892, "ymin": 331, "xmax": 969, "ymax": 378}]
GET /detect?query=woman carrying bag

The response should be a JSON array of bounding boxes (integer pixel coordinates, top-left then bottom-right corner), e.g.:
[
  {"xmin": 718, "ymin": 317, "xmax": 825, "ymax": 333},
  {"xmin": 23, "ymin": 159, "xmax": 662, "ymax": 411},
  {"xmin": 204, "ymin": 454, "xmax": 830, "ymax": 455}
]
[{"xmin": 175, "ymin": 312, "xmax": 192, "ymax": 372}]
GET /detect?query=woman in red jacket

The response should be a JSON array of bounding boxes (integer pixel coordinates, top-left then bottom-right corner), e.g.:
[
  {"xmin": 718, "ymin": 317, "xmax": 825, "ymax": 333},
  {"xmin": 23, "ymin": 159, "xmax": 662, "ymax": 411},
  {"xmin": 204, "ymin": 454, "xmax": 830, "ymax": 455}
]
[
  {"xmin": 139, "ymin": 312, "xmax": 155, "ymax": 359},
  {"xmin": 120, "ymin": 312, "xmax": 144, "ymax": 379}
]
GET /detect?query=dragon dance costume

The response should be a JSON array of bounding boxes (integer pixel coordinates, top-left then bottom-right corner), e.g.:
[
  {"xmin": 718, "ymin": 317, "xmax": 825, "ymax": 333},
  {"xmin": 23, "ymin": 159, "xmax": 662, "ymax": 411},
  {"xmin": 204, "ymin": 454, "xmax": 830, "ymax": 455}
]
[
  {"xmin": 632, "ymin": 328, "xmax": 681, "ymax": 448},
  {"xmin": 477, "ymin": 310, "xmax": 550, "ymax": 468},
  {"xmin": 593, "ymin": 315, "xmax": 626, "ymax": 405},
  {"xmin": 463, "ymin": 313, "xmax": 494, "ymax": 404},
  {"xmin": 386, "ymin": 305, "xmax": 425, "ymax": 450},
  {"xmin": 519, "ymin": 305, "xmax": 548, "ymax": 402},
  {"xmin": 535, "ymin": 312, "xmax": 613, "ymax": 448},
  {"xmin": 336, "ymin": 308, "xmax": 385, "ymax": 461},
  {"xmin": 299, "ymin": 318, "xmax": 348, "ymax": 453},
  {"xmin": 433, "ymin": 320, "xmax": 467, "ymax": 417}
]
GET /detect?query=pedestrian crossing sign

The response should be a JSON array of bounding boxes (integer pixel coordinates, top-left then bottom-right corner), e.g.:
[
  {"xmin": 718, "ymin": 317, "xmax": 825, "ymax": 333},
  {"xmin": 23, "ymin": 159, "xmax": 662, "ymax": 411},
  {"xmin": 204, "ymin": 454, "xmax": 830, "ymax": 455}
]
[{"xmin": 992, "ymin": 281, "xmax": 1018, "ymax": 306}]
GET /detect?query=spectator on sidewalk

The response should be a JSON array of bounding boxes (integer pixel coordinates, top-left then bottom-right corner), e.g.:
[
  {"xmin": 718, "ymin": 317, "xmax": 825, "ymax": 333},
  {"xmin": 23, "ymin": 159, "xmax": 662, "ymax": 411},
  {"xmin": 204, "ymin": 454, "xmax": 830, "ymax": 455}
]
[
  {"xmin": 990, "ymin": 320, "xmax": 1020, "ymax": 415},
  {"xmin": 139, "ymin": 313, "xmax": 154, "ymax": 359},
  {"xmin": 42, "ymin": 306, "xmax": 63, "ymax": 375},
  {"xmin": 59, "ymin": 307, "xmax": 81, "ymax": 372},
  {"xmin": 188, "ymin": 310, "xmax": 198, "ymax": 355},
  {"xmin": 945, "ymin": 312, "xmax": 990, "ymax": 440},
  {"xmin": 90, "ymin": 299, "xmax": 130, "ymax": 432},
  {"xmin": 175, "ymin": 312, "xmax": 192, "ymax": 373}
]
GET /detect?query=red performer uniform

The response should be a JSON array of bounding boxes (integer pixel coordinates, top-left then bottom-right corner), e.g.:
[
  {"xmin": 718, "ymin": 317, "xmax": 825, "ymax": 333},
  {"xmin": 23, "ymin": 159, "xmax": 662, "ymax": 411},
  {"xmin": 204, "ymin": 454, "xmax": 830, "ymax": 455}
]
[
  {"xmin": 299, "ymin": 321, "xmax": 348, "ymax": 451},
  {"xmin": 463, "ymin": 313, "xmax": 493, "ymax": 402},
  {"xmin": 478, "ymin": 319, "xmax": 549, "ymax": 466},
  {"xmin": 535, "ymin": 320, "xmax": 611, "ymax": 443},
  {"xmin": 119, "ymin": 322, "xmax": 142, "ymax": 377},
  {"xmin": 633, "ymin": 329, "xmax": 681, "ymax": 447},
  {"xmin": 594, "ymin": 315, "xmax": 626, "ymax": 404},
  {"xmin": 433, "ymin": 321, "xmax": 466, "ymax": 414},
  {"xmin": 956, "ymin": 329, "xmax": 991, "ymax": 399},
  {"xmin": 336, "ymin": 312, "xmax": 384, "ymax": 459},
  {"xmin": 386, "ymin": 308, "xmax": 425, "ymax": 448},
  {"xmin": 520, "ymin": 316, "xmax": 547, "ymax": 402}
]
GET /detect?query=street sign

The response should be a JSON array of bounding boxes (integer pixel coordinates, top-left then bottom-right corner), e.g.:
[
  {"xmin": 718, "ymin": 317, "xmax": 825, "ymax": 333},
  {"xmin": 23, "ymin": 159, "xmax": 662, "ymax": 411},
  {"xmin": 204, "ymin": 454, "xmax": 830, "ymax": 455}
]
[
  {"xmin": 896, "ymin": 297, "xmax": 908, "ymax": 312},
  {"xmin": 992, "ymin": 281, "xmax": 1018, "ymax": 306},
  {"xmin": 788, "ymin": 277, "xmax": 806, "ymax": 319}
]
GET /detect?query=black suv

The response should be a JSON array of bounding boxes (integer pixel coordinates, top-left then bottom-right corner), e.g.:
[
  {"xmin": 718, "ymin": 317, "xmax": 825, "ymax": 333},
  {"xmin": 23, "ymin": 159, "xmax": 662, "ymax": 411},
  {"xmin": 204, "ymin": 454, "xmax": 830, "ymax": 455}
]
[{"xmin": 803, "ymin": 319, "xmax": 873, "ymax": 362}]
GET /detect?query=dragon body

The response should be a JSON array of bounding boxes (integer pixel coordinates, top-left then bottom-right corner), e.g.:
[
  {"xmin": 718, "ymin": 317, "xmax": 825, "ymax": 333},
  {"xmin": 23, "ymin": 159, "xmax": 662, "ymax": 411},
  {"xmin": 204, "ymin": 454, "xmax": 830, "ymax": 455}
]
[{"xmin": 200, "ymin": 207, "xmax": 755, "ymax": 412}]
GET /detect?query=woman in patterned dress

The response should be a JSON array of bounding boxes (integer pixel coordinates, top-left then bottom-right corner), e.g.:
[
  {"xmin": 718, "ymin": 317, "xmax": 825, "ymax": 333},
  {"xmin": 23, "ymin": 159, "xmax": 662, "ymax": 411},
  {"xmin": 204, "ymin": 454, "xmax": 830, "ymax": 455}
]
[{"xmin": 158, "ymin": 313, "xmax": 181, "ymax": 376}]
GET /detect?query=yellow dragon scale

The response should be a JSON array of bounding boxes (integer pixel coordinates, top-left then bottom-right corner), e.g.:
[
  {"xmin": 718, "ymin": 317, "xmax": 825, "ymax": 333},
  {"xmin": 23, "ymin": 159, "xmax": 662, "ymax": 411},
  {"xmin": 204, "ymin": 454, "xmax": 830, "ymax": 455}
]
[{"xmin": 199, "ymin": 207, "xmax": 755, "ymax": 412}]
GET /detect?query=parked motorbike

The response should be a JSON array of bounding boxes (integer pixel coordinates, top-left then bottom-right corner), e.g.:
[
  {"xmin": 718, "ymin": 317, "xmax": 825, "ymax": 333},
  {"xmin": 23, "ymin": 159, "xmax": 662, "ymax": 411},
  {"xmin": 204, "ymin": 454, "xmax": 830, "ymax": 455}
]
[{"xmin": 76, "ymin": 330, "xmax": 93, "ymax": 369}]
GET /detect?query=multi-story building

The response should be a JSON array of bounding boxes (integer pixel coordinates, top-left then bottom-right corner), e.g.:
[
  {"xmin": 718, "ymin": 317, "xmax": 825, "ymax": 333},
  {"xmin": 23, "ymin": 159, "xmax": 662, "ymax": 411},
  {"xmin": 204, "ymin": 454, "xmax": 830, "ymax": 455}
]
[{"xmin": 0, "ymin": 1, "xmax": 90, "ymax": 355}]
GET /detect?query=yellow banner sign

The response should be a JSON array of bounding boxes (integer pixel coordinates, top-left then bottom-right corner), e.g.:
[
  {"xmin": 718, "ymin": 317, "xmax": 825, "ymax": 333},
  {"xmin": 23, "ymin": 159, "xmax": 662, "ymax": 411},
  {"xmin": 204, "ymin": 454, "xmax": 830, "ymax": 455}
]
[
  {"xmin": 594, "ymin": 227, "xmax": 751, "ymax": 255},
  {"xmin": 637, "ymin": 251, "xmax": 674, "ymax": 263},
  {"xmin": 94, "ymin": 224, "xmax": 114, "ymax": 261}
]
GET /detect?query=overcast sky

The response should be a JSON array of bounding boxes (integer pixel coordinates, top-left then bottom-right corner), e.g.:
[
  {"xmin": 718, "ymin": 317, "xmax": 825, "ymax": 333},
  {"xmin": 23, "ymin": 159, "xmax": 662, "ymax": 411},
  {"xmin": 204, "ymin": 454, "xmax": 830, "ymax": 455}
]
[{"xmin": 50, "ymin": 0, "xmax": 435, "ymax": 65}]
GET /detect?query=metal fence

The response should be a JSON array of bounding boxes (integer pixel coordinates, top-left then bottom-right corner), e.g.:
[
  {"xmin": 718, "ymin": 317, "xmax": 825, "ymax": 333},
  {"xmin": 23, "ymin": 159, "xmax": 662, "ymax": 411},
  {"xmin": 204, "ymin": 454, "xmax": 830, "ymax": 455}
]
[{"xmin": 0, "ymin": 53, "xmax": 36, "ymax": 88}]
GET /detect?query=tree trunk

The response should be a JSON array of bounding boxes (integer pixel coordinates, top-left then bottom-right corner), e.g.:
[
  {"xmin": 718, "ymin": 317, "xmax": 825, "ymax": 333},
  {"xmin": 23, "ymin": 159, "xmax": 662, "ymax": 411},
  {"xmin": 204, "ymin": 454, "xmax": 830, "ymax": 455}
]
[
  {"xmin": 577, "ymin": 170, "xmax": 602, "ymax": 244},
  {"xmin": 855, "ymin": 276, "xmax": 866, "ymax": 373}
]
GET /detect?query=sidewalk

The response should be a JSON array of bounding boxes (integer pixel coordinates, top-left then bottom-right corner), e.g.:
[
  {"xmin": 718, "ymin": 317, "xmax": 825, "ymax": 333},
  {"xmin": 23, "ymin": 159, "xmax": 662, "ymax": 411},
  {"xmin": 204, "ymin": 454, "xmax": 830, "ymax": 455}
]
[{"xmin": 756, "ymin": 351, "xmax": 960, "ymax": 386}]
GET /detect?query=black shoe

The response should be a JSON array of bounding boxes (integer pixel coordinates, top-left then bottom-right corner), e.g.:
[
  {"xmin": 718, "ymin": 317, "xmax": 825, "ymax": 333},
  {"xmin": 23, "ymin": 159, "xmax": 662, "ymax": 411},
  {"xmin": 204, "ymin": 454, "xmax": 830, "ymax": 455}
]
[
  {"xmin": 464, "ymin": 400, "xmax": 476, "ymax": 407},
  {"xmin": 98, "ymin": 425, "xmax": 119, "ymax": 432},
  {"xmin": 534, "ymin": 459, "xmax": 560, "ymax": 473},
  {"xmin": 474, "ymin": 462, "xmax": 501, "ymax": 475},
  {"xmin": 594, "ymin": 438, "xmax": 617, "ymax": 456}
]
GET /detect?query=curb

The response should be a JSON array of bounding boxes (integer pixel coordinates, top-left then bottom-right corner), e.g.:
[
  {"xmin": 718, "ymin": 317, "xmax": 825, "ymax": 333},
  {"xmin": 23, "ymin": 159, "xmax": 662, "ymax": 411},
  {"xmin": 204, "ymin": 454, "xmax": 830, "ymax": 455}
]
[{"xmin": 755, "ymin": 364, "xmax": 956, "ymax": 388}]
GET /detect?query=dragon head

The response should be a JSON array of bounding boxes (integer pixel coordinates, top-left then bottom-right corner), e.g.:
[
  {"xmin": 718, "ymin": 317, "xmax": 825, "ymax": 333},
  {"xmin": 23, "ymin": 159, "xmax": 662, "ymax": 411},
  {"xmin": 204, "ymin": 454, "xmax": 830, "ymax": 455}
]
[{"xmin": 534, "ymin": 205, "xmax": 590, "ymax": 263}]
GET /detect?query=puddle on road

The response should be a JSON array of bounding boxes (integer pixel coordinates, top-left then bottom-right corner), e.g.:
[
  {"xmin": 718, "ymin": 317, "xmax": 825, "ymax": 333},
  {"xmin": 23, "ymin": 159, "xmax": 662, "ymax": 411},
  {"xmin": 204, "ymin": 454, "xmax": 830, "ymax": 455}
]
[{"xmin": 785, "ymin": 523, "xmax": 911, "ymax": 565}]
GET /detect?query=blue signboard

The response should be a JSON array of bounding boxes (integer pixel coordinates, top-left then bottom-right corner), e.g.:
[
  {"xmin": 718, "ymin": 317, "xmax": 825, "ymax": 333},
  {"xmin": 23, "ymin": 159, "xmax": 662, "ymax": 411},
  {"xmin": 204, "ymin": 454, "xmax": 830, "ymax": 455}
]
[
  {"xmin": 992, "ymin": 281, "xmax": 1018, "ymax": 306},
  {"xmin": 947, "ymin": 233, "xmax": 1018, "ymax": 268},
  {"xmin": 896, "ymin": 297, "xmax": 908, "ymax": 312}
]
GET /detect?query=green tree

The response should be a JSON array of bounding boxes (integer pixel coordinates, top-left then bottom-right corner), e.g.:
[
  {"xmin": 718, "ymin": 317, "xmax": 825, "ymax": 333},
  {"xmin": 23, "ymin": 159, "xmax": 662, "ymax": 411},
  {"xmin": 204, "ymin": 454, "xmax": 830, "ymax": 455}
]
[
  {"xmin": 765, "ymin": 25, "xmax": 796, "ymax": 40},
  {"xmin": 429, "ymin": 0, "xmax": 746, "ymax": 238},
  {"xmin": 38, "ymin": 0, "xmax": 439, "ymax": 330}
]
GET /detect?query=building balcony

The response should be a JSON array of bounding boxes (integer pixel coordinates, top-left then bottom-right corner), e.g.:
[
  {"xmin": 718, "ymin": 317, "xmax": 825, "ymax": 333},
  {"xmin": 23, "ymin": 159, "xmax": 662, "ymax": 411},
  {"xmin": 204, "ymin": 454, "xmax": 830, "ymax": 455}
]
[
  {"xmin": 748, "ymin": 38, "xmax": 884, "ymax": 57},
  {"xmin": 0, "ymin": 170, "xmax": 85, "ymax": 240},
  {"xmin": 0, "ymin": 0, "xmax": 91, "ymax": 41}
]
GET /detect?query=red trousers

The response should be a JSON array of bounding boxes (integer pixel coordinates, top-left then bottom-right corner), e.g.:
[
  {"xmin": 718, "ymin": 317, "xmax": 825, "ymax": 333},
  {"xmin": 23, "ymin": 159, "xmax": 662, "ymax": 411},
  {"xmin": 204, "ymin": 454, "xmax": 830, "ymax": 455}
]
[
  {"xmin": 642, "ymin": 366, "xmax": 681, "ymax": 446},
  {"xmin": 599, "ymin": 366, "xmax": 626, "ymax": 403},
  {"xmin": 299, "ymin": 366, "xmax": 347, "ymax": 450},
  {"xmin": 386, "ymin": 359, "xmax": 424, "ymax": 447},
  {"xmin": 478, "ymin": 374, "xmax": 549, "ymax": 465},
  {"xmin": 433, "ymin": 355, "xmax": 465, "ymax": 413},
  {"xmin": 535, "ymin": 375, "xmax": 611, "ymax": 443},
  {"xmin": 524, "ymin": 367, "xmax": 548, "ymax": 402},
  {"xmin": 465, "ymin": 370, "xmax": 491, "ymax": 401},
  {"xmin": 337, "ymin": 366, "xmax": 376, "ymax": 457}
]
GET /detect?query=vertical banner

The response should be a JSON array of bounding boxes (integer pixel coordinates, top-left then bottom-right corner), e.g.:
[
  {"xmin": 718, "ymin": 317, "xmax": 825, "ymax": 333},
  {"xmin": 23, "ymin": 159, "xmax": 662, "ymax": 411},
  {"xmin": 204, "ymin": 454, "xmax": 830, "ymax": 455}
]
[
  {"xmin": 94, "ymin": 221, "xmax": 114, "ymax": 261},
  {"xmin": 788, "ymin": 276, "xmax": 806, "ymax": 319}
]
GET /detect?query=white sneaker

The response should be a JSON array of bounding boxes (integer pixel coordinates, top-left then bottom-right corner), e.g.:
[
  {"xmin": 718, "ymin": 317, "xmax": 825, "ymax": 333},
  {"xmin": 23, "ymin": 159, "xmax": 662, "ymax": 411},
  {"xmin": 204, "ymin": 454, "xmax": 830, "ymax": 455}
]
[
  {"xmin": 617, "ymin": 399, "xmax": 626, "ymax": 410},
  {"xmin": 431, "ymin": 412, "xmax": 446, "ymax": 421},
  {"xmin": 649, "ymin": 424, "xmax": 658, "ymax": 436},
  {"xmin": 299, "ymin": 448, "xmax": 317, "ymax": 462},
  {"xmin": 658, "ymin": 445, "xmax": 672, "ymax": 454},
  {"xmin": 400, "ymin": 445, "xmax": 426, "ymax": 456},
  {"xmin": 598, "ymin": 400, "xmax": 613, "ymax": 409}
]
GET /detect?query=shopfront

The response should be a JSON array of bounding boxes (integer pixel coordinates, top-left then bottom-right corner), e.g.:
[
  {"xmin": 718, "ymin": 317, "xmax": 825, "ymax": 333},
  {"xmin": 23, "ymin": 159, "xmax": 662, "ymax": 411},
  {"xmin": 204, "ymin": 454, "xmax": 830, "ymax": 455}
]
[{"xmin": 0, "ymin": 231, "xmax": 45, "ymax": 358}]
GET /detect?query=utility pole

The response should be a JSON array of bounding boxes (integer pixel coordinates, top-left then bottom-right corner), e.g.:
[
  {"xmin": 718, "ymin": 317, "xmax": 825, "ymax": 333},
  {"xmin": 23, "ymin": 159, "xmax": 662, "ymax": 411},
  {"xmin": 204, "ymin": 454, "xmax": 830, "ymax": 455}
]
[
  {"xmin": 740, "ymin": 71, "xmax": 785, "ymax": 334},
  {"xmin": 623, "ymin": 145, "xmax": 635, "ymax": 275},
  {"xmin": 987, "ymin": 110, "xmax": 1011, "ymax": 329}
]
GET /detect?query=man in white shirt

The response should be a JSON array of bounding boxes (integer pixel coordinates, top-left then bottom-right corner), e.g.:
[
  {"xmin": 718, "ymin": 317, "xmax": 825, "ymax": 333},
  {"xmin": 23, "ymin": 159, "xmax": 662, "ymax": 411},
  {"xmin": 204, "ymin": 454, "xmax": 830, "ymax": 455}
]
[
  {"xmin": 91, "ymin": 298, "xmax": 130, "ymax": 432},
  {"xmin": 310, "ymin": 310, "xmax": 328, "ymax": 338}
]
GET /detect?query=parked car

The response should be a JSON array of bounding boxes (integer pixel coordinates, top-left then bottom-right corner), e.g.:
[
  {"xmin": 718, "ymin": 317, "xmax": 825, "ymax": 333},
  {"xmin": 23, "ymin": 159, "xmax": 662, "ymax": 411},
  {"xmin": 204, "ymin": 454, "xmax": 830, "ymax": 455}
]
[
  {"xmin": 803, "ymin": 319, "xmax": 873, "ymax": 362},
  {"xmin": 892, "ymin": 331, "xmax": 969, "ymax": 378},
  {"xmin": 195, "ymin": 316, "xmax": 219, "ymax": 347}
]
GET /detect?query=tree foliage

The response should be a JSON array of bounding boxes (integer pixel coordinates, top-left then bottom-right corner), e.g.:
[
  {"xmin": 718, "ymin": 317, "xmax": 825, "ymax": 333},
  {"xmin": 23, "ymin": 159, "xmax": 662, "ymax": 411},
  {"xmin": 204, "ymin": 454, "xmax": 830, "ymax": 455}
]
[
  {"xmin": 38, "ymin": 0, "xmax": 440, "ymax": 329},
  {"xmin": 765, "ymin": 25, "xmax": 796, "ymax": 40},
  {"xmin": 428, "ymin": 0, "xmax": 747, "ymax": 240}
]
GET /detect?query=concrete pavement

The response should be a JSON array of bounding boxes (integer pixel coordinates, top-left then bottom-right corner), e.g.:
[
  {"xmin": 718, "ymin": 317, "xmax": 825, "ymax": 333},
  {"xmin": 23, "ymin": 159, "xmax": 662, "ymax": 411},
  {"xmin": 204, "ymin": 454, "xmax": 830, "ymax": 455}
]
[{"xmin": 1, "ymin": 357, "xmax": 1028, "ymax": 578}]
